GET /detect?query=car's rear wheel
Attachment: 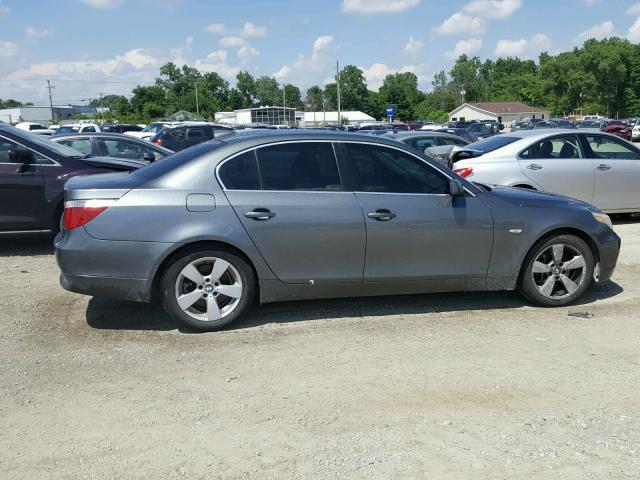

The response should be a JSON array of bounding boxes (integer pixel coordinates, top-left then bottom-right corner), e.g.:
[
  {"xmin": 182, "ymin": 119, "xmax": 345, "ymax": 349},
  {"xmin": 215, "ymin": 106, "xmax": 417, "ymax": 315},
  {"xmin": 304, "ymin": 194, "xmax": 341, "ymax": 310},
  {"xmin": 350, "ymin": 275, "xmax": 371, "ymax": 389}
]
[
  {"xmin": 519, "ymin": 234, "xmax": 594, "ymax": 307},
  {"xmin": 161, "ymin": 248, "xmax": 255, "ymax": 331}
]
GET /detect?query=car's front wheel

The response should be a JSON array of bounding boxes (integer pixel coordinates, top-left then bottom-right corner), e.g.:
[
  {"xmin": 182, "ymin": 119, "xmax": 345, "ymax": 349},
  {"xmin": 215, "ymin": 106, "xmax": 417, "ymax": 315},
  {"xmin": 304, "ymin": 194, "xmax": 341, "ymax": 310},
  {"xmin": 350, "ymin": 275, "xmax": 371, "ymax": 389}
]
[
  {"xmin": 161, "ymin": 248, "xmax": 256, "ymax": 331},
  {"xmin": 520, "ymin": 234, "xmax": 595, "ymax": 307}
]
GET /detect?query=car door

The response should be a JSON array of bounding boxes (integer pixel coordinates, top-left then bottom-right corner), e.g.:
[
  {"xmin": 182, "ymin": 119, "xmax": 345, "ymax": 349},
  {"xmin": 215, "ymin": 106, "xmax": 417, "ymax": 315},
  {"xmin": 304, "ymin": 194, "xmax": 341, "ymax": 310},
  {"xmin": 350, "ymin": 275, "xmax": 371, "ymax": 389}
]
[
  {"xmin": 219, "ymin": 142, "xmax": 366, "ymax": 284},
  {"xmin": 583, "ymin": 133, "xmax": 640, "ymax": 211},
  {"xmin": 518, "ymin": 134, "xmax": 595, "ymax": 203},
  {"xmin": 339, "ymin": 142, "xmax": 493, "ymax": 282},
  {"xmin": 0, "ymin": 136, "xmax": 45, "ymax": 231}
]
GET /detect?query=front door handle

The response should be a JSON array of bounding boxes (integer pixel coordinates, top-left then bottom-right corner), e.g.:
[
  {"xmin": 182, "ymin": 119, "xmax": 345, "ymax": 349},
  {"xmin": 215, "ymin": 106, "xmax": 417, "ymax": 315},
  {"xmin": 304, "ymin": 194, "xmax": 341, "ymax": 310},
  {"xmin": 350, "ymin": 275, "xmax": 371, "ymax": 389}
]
[
  {"xmin": 527, "ymin": 163, "xmax": 543, "ymax": 170},
  {"xmin": 367, "ymin": 209, "xmax": 396, "ymax": 221},
  {"xmin": 244, "ymin": 208, "xmax": 275, "ymax": 220},
  {"xmin": 597, "ymin": 164, "xmax": 612, "ymax": 171}
]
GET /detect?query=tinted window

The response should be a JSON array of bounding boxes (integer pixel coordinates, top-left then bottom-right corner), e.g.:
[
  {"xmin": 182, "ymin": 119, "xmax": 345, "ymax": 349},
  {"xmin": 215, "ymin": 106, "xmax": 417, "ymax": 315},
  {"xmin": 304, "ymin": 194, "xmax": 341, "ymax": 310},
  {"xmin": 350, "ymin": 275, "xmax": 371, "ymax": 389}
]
[
  {"xmin": 82, "ymin": 126, "xmax": 96, "ymax": 133},
  {"xmin": 438, "ymin": 137, "xmax": 468, "ymax": 147},
  {"xmin": 98, "ymin": 138, "xmax": 165, "ymax": 160},
  {"xmin": 187, "ymin": 127, "xmax": 212, "ymax": 142},
  {"xmin": 256, "ymin": 142, "xmax": 341, "ymax": 191},
  {"xmin": 0, "ymin": 136, "xmax": 53, "ymax": 164},
  {"xmin": 218, "ymin": 151, "xmax": 260, "ymax": 190},
  {"xmin": 165, "ymin": 128, "xmax": 186, "ymax": 141},
  {"xmin": 343, "ymin": 143, "xmax": 449, "ymax": 194},
  {"xmin": 520, "ymin": 135, "xmax": 581, "ymax": 159},
  {"xmin": 407, "ymin": 137, "xmax": 437, "ymax": 150},
  {"xmin": 585, "ymin": 135, "xmax": 640, "ymax": 160},
  {"xmin": 57, "ymin": 126, "xmax": 79, "ymax": 135}
]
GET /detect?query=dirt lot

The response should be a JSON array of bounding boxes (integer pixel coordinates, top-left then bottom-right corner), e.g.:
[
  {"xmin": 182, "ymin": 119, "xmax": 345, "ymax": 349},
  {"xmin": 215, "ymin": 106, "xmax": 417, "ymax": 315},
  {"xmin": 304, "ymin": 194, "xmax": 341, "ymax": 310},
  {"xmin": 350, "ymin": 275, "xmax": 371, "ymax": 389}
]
[{"xmin": 1, "ymin": 221, "xmax": 639, "ymax": 480}]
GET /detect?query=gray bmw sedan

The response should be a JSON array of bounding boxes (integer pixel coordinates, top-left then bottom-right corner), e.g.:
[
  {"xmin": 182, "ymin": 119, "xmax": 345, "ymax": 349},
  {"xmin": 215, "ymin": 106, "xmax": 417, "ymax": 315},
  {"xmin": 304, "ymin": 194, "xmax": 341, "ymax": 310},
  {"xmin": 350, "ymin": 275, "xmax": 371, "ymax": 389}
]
[{"xmin": 55, "ymin": 131, "xmax": 620, "ymax": 331}]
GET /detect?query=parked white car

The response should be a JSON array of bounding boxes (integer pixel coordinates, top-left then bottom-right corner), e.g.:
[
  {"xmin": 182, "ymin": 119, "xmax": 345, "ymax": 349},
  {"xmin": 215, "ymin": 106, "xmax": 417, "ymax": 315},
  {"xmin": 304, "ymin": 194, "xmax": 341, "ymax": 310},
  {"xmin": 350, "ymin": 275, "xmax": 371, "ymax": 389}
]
[
  {"xmin": 124, "ymin": 122, "xmax": 173, "ymax": 141},
  {"xmin": 14, "ymin": 121, "xmax": 48, "ymax": 131},
  {"xmin": 631, "ymin": 123, "xmax": 640, "ymax": 142},
  {"xmin": 53, "ymin": 123, "xmax": 101, "ymax": 135},
  {"xmin": 452, "ymin": 129, "xmax": 640, "ymax": 213}
]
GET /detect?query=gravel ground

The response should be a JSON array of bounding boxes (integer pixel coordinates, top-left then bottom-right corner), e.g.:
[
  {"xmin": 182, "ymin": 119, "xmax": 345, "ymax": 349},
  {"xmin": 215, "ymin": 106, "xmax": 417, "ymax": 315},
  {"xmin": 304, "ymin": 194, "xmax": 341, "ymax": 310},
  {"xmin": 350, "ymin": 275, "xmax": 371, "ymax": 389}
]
[{"xmin": 1, "ymin": 221, "xmax": 639, "ymax": 479}]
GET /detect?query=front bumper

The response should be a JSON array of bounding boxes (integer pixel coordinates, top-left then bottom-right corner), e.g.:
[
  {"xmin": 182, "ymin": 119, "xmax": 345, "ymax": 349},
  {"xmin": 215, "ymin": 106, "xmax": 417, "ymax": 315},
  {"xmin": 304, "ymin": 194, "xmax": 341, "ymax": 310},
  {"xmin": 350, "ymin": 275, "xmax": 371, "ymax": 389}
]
[{"xmin": 595, "ymin": 227, "xmax": 621, "ymax": 283}]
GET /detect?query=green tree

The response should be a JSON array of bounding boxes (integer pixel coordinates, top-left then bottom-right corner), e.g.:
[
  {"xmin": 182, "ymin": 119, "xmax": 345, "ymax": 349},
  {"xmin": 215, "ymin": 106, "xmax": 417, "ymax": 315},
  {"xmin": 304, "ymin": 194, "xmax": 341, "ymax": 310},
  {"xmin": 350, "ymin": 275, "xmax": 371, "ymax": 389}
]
[
  {"xmin": 305, "ymin": 86, "xmax": 324, "ymax": 111},
  {"xmin": 254, "ymin": 76, "xmax": 281, "ymax": 106},
  {"xmin": 235, "ymin": 71, "xmax": 256, "ymax": 108},
  {"xmin": 378, "ymin": 72, "xmax": 422, "ymax": 120},
  {"xmin": 283, "ymin": 84, "xmax": 303, "ymax": 109},
  {"xmin": 339, "ymin": 65, "xmax": 369, "ymax": 111}
]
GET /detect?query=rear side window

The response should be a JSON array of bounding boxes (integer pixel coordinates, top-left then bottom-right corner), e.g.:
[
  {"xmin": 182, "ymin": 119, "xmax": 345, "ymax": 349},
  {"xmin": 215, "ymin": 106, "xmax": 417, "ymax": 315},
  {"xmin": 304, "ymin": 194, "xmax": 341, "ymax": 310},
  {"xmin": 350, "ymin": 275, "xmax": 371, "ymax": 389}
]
[
  {"xmin": 165, "ymin": 128, "xmax": 186, "ymax": 141},
  {"xmin": 256, "ymin": 142, "xmax": 341, "ymax": 191},
  {"xmin": 342, "ymin": 143, "xmax": 449, "ymax": 194},
  {"xmin": 187, "ymin": 127, "xmax": 213, "ymax": 142},
  {"xmin": 218, "ymin": 151, "xmax": 260, "ymax": 190},
  {"xmin": 520, "ymin": 135, "xmax": 582, "ymax": 159}
]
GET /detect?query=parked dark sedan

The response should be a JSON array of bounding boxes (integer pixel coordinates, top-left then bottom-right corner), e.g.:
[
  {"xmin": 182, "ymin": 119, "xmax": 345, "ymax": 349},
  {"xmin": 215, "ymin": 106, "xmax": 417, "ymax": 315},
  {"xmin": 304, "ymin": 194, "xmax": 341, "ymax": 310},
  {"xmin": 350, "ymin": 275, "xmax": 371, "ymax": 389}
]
[
  {"xmin": 101, "ymin": 124, "xmax": 144, "ymax": 134},
  {"xmin": 52, "ymin": 132, "xmax": 173, "ymax": 162},
  {"xmin": 0, "ymin": 123, "xmax": 145, "ymax": 234},
  {"xmin": 151, "ymin": 123, "xmax": 234, "ymax": 151}
]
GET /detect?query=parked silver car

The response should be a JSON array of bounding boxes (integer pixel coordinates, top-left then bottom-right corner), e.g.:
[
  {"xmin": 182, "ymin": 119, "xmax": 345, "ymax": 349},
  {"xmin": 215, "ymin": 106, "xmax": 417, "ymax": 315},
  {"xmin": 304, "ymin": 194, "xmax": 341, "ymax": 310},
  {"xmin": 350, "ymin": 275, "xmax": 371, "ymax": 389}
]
[
  {"xmin": 55, "ymin": 131, "xmax": 620, "ymax": 331},
  {"xmin": 453, "ymin": 130, "xmax": 640, "ymax": 213}
]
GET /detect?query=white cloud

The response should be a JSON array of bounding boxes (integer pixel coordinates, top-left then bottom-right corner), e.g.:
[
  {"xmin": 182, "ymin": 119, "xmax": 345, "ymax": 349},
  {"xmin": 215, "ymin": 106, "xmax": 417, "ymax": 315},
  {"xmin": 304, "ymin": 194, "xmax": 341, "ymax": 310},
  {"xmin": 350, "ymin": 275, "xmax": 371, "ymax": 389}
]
[
  {"xmin": 628, "ymin": 17, "xmax": 640, "ymax": 43},
  {"xmin": 433, "ymin": 12, "xmax": 485, "ymax": 35},
  {"xmin": 194, "ymin": 50, "xmax": 240, "ymax": 80},
  {"xmin": 574, "ymin": 20, "xmax": 615, "ymax": 44},
  {"xmin": 341, "ymin": 0, "xmax": 419, "ymax": 14},
  {"xmin": 404, "ymin": 36, "xmax": 424, "ymax": 55},
  {"xmin": 0, "ymin": 1, "xmax": 9, "ymax": 17},
  {"xmin": 627, "ymin": 3, "xmax": 640, "ymax": 16},
  {"xmin": 446, "ymin": 37, "xmax": 483, "ymax": 59},
  {"xmin": 237, "ymin": 45, "xmax": 260, "ymax": 63},
  {"xmin": 494, "ymin": 33, "xmax": 552, "ymax": 58},
  {"xmin": 359, "ymin": 63, "xmax": 431, "ymax": 90},
  {"xmin": 77, "ymin": 0, "xmax": 124, "ymax": 9},
  {"xmin": 241, "ymin": 22, "xmax": 267, "ymax": 37},
  {"xmin": 0, "ymin": 40, "xmax": 17, "ymax": 58},
  {"xmin": 204, "ymin": 23, "xmax": 226, "ymax": 34},
  {"xmin": 25, "ymin": 26, "xmax": 54, "ymax": 40},
  {"xmin": 584, "ymin": 0, "xmax": 602, "ymax": 5},
  {"xmin": 219, "ymin": 36, "xmax": 246, "ymax": 48},
  {"xmin": 274, "ymin": 35, "xmax": 335, "ymax": 86},
  {"xmin": 463, "ymin": 0, "xmax": 521, "ymax": 19}
]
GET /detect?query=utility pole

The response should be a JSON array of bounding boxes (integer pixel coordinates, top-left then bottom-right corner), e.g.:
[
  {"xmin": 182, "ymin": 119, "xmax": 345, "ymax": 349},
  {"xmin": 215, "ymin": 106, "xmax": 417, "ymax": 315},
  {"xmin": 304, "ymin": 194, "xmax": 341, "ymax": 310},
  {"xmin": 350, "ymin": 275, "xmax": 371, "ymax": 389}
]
[
  {"xmin": 322, "ymin": 97, "xmax": 326, "ymax": 126},
  {"xmin": 195, "ymin": 83, "xmax": 200, "ymax": 117},
  {"xmin": 46, "ymin": 80, "xmax": 55, "ymax": 124},
  {"xmin": 98, "ymin": 92, "xmax": 105, "ymax": 125},
  {"xmin": 336, "ymin": 61, "xmax": 341, "ymax": 125}
]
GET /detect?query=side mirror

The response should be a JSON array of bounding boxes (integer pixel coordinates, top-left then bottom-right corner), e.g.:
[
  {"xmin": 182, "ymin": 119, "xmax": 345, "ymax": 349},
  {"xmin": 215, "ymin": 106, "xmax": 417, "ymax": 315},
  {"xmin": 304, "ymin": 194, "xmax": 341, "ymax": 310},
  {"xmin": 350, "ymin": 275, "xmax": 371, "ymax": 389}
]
[
  {"xmin": 9, "ymin": 148, "xmax": 34, "ymax": 172},
  {"xmin": 449, "ymin": 179, "xmax": 464, "ymax": 197},
  {"xmin": 142, "ymin": 152, "xmax": 155, "ymax": 162}
]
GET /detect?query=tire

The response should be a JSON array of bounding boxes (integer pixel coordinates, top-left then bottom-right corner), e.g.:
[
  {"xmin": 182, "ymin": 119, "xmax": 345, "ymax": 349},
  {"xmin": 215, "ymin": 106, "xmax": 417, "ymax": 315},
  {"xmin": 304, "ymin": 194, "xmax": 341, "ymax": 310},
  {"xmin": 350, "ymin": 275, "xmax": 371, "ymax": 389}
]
[
  {"xmin": 161, "ymin": 247, "xmax": 256, "ymax": 331},
  {"xmin": 519, "ymin": 234, "xmax": 595, "ymax": 307}
]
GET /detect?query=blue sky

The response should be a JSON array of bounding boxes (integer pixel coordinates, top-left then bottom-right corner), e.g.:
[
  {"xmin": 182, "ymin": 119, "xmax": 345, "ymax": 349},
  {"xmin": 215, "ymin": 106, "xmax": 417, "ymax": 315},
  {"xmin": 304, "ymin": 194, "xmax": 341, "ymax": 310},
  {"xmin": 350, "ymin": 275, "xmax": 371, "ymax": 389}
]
[{"xmin": 1, "ymin": 0, "xmax": 640, "ymax": 105}]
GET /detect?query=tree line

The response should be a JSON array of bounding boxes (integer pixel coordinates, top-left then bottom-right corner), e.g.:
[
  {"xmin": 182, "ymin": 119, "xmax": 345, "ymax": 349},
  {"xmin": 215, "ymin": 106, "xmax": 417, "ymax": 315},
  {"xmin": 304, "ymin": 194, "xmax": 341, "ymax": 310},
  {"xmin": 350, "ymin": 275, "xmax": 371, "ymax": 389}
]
[{"xmin": 4, "ymin": 37, "xmax": 638, "ymax": 123}]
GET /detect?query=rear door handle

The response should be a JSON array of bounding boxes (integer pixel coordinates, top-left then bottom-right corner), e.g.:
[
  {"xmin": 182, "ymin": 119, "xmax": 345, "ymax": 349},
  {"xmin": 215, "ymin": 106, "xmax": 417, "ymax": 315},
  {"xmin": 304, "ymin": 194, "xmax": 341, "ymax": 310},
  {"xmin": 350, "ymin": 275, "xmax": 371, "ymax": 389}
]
[
  {"xmin": 597, "ymin": 164, "xmax": 612, "ymax": 171},
  {"xmin": 244, "ymin": 208, "xmax": 275, "ymax": 220},
  {"xmin": 527, "ymin": 163, "xmax": 543, "ymax": 170},
  {"xmin": 367, "ymin": 209, "xmax": 396, "ymax": 221}
]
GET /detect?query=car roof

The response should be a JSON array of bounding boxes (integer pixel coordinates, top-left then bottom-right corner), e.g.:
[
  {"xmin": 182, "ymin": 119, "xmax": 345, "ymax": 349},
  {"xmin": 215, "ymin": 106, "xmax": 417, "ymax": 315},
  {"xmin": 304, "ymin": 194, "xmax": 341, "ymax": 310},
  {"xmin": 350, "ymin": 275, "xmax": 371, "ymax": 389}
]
[{"xmin": 51, "ymin": 132, "xmax": 173, "ymax": 151}]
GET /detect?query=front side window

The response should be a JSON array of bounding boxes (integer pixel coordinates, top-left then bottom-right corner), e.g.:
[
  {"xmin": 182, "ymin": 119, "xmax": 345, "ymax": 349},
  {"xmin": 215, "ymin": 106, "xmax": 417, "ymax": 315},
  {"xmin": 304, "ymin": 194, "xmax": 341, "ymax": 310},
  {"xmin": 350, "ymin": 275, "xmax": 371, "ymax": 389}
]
[
  {"xmin": 98, "ymin": 138, "xmax": 163, "ymax": 160},
  {"xmin": 256, "ymin": 142, "xmax": 341, "ymax": 191},
  {"xmin": 342, "ymin": 143, "xmax": 449, "ymax": 194},
  {"xmin": 585, "ymin": 135, "xmax": 640, "ymax": 160},
  {"xmin": 57, "ymin": 138, "xmax": 92, "ymax": 156},
  {"xmin": 520, "ymin": 135, "xmax": 582, "ymax": 159}
]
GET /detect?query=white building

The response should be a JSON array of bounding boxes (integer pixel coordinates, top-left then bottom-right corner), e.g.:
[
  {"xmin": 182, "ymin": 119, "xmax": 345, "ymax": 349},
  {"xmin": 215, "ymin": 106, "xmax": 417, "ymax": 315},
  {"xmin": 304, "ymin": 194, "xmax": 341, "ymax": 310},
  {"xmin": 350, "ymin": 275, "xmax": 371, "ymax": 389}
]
[
  {"xmin": 0, "ymin": 105, "xmax": 98, "ymax": 125},
  {"xmin": 215, "ymin": 107, "xmax": 375, "ymax": 127},
  {"xmin": 448, "ymin": 102, "xmax": 550, "ymax": 127}
]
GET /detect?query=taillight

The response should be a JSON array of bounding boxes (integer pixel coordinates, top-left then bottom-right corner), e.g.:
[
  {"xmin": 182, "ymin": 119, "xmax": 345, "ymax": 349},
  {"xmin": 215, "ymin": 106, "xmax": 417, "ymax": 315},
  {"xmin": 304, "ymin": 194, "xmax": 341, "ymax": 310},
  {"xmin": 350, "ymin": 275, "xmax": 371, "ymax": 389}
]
[
  {"xmin": 63, "ymin": 200, "xmax": 115, "ymax": 229},
  {"xmin": 454, "ymin": 167, "xmax": 474, "ymax": 177},
  {"xmin": 153, "ymin": 139, "xmax": 162, "ymax": 146}
]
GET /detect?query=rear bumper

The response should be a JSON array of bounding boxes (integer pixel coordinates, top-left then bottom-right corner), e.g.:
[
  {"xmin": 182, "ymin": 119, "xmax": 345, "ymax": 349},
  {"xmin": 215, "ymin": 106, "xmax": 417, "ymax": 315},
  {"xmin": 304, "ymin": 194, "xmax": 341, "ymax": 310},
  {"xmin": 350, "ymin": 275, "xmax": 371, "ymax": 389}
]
[
  {"xmin": 595, "ymin": 228, "xmax": 621, "ymax": 283},
  {"xmin": 55, "ymin": 227, "xmax": 171, "ymax": 303},
  {"xmin": 60, "ymin": 272, "xmax": 150, "ymax": 302}
]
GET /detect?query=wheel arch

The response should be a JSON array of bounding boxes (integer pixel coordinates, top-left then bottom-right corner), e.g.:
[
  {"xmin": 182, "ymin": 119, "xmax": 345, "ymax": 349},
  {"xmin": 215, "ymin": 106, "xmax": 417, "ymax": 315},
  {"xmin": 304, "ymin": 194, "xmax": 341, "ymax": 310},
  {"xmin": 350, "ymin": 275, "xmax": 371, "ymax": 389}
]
[
  {"xmin": 517, "ymin": 227, "xmax": 600, "ymax": 287},
  {"xmin": 150, "ymin": 239, "xmax": 260, "ymax": 304}
]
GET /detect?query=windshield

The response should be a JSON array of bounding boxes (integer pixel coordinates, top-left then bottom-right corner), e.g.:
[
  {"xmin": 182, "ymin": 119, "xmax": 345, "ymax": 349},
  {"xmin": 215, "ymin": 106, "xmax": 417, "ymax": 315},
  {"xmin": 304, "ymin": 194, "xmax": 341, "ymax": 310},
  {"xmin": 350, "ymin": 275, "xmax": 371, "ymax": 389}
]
[
  {"xmin": 466, "ymin": 135, "xmax": 519, "ymax": 153},
  {"xmin": 143, "ymin": 123, "xmax": 164, "ymax": 133},
  {"xmin": 55, "ymin": 126, "xmax": 80, "ymax": 135},
  {"xmin": 1, "ymin": 124, "xmax": 87, "ymax": 157}
]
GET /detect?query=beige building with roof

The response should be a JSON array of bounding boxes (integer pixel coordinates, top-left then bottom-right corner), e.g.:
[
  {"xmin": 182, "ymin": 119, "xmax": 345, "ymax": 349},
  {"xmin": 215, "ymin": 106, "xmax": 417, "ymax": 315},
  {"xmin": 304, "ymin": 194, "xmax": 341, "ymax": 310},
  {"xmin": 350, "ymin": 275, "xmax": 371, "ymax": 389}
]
[{"xmin": 448, "ymin": 102, "xmax": 551, "ymax": 127}]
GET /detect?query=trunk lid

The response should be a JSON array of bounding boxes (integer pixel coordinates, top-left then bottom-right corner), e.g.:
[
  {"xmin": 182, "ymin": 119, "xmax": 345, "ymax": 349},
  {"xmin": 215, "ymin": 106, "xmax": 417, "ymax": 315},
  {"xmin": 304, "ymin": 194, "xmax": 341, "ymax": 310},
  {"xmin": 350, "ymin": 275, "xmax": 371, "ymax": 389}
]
[
  {"xmin": 79, "ymin": 156, "xmax": 147, "ymax": 171},
  {"xmin": 64, "ymin": 171, "xmax": 147, "ymax": 201}
]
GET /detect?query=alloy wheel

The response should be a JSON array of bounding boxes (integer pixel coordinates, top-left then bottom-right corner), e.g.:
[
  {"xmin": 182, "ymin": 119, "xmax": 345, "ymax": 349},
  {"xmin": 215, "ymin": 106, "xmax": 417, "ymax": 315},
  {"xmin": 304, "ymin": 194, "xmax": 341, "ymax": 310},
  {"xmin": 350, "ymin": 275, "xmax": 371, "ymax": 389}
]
[
  {"xmin": 531, "ymin": 243, "xmax": 586, "ymax": 299},
  {"xmin": 174, "ymin": 257, "xmax": 243, "ymax": 322}
]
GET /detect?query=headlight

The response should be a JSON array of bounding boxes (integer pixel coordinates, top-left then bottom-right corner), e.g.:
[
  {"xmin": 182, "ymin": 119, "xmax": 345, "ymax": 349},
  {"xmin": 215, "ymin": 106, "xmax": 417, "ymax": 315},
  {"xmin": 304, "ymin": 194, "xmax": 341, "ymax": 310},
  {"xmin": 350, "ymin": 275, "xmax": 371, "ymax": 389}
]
[{"xmin": 592, "ymin": 212, "xmax": 613, "ymax": 228}]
